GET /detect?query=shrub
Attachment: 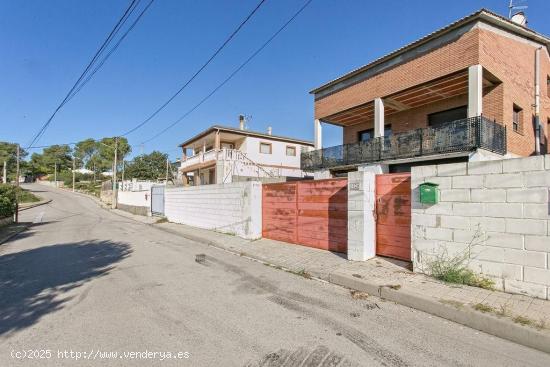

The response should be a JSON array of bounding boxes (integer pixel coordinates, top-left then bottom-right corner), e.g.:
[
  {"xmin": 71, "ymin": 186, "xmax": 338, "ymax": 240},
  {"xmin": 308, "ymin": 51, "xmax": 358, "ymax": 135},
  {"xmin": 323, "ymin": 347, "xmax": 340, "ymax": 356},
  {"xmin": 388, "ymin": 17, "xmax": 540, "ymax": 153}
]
[
  {"xmin": 426, "ymin": 230, "xmax": 495, "ymax": 290},
  {"xmin": 15, "ymin": 187, "xmax": 40, "ymax": 203},
  {"xmin": 0, "ymin": 184, "xmax": 17, "ymax": 218},
  {"xmin": 428, "ymin": 246, "xmax": 495, "ymax": 290}
]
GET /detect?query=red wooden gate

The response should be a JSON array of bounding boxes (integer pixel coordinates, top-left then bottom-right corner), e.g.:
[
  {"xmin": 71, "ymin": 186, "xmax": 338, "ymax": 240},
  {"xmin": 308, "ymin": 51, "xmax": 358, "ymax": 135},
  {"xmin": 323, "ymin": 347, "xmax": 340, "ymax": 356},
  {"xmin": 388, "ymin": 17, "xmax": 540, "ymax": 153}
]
[
  {"xmin": 262, "ymin": 179, "xmax": 347, "ymax": 253},
  {"xmin": 375, "ymin": 173, "xmax": 411, "ymax": 261}
]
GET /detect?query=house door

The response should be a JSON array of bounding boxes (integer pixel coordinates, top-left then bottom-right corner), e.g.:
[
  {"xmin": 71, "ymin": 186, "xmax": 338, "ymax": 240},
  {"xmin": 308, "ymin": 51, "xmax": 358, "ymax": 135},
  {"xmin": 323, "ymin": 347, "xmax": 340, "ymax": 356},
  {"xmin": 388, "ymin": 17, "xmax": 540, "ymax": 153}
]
[{"xmin": 375, "ymin": 173, "xmax": 411, "ymax": 261}]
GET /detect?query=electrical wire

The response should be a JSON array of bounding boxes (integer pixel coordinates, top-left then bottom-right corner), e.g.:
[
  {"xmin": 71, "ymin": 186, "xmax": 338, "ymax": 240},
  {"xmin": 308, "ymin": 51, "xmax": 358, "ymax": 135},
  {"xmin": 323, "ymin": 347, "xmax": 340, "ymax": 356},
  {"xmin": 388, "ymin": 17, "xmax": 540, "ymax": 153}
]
[
  {"xmin": 25, "ymin": 0, "xmax": 152, "ymax": 149},
  {"xmin": 119, "ymin": 0, "xmax": 267, "ymax": 137},
  {"xmin": 140, "ymin": 0, "xmax": 313, "ymax": 145}
]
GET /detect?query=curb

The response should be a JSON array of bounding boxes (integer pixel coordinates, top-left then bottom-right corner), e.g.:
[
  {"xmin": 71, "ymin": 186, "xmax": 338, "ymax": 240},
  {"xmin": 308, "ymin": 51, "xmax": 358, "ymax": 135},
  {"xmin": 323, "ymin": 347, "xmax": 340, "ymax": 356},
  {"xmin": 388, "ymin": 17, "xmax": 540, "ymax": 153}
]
[
  {"xmin": 330, "ymin": 272, "xmax": 550, "ymax": 355},
  {"xmin": 51, "ymin": 185, "xmax": 550, "ymax": 354},
  {"xmin": 18, "ymin": 199, "xmax": 52, "ymax": 211},
  {"xmin": 0, "ymin": 224, "xmax": 30, "ymax": 245}
]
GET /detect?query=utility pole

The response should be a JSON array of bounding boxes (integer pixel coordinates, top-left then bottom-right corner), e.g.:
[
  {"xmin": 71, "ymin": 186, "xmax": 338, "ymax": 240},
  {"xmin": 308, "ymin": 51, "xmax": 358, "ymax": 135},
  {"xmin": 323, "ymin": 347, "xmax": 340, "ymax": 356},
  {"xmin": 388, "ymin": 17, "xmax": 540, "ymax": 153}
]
[
  {"xmin": 2, "ymin": 160, "xmax": 6, "ymax": 184},
  {"xmin": 121, "ymin": 160, "xmax": 125, "ymax": 183},
  {"xmin": 54, "ymin": 162, "xmax": 58, "ymax": 188},
  {"xmin": 112, "ymin": 137, "xmax": 118, "ymax": 209},
  {"xmin": 165, "ymin": 158, "xmax": 169, "ymax": 183},
  {"xmin": 15, "ymin": 144, "xmax": 20, "ymax": 223},
  {"xmin": 72, "ymin": 155, "xmax": 76, "ymax": 192}
]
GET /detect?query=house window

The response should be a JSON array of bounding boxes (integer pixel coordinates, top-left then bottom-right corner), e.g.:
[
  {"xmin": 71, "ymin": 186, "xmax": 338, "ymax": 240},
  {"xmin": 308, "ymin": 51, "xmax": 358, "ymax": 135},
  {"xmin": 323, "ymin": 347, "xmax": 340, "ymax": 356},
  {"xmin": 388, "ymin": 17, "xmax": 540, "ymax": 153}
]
[
  {"xmin": 286, "ymin": 146, "xmax": 296, "ymax": 156},
  {"xmin": 512, "ymin": 105, "xmax": 523, "ymax": 133},
  {"xmin": 259, "ymin": 142, "xmax": 272, "ymax": 154},
  {"xmin": 358, "ymin": 125, "xmax": 392, "ymax": 142},
  {"xmin": 547, "ymin": 76, "xmax": 550, "ymax": 97},
  {"xmin": 428, "ymin": 106, "xmax": 467, "ymax": 127},
  {"xmin": 221, "ymin": 142, "xmax": 234, "ymax": 150}
]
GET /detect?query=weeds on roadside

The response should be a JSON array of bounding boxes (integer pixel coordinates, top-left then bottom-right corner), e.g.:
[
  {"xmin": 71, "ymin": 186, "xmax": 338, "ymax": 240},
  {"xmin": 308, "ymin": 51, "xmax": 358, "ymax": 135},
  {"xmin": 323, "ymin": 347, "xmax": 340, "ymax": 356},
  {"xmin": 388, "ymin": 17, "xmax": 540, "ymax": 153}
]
[
  {"xmin": 513, "ymin": 315, "xmax": 534, "ymax": 326},
  {"xmin": 472, "ymin": 303, "xmax": 494, "ymax": 313},
  {"xmin": 426, "ymin": 229, "xmax": 495, "ymax": 290},
  {"xmin": 350, "ymin": 290, "xmax": 369, "ymax": 300},
  {"xmin": 293, "ymin": 269, "xmax": 312, "ymax": 279}
]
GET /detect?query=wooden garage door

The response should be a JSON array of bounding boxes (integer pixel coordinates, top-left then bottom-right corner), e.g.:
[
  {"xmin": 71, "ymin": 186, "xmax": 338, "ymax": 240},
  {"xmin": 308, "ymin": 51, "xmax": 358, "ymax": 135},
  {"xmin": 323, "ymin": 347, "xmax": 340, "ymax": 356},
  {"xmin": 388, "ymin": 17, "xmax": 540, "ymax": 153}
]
[
  {"xmin": 375, "ymin": 173, "xmax": 411, "ymax": 261},
  {"xmin": 262, "ymin": 179, "xmax": 347, "ymax": 253}
]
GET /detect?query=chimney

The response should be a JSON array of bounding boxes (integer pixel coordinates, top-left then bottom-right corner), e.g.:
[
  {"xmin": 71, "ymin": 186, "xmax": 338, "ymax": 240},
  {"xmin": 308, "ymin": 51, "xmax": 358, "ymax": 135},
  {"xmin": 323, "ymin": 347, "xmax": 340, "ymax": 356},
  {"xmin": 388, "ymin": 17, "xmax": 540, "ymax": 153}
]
[
  {"xmin": 511, "ymin": 12, "xmax": 527, "ymax": 26},
  {"xmin": 239, "ymin": 114, "xmax": 245, "ymax": 130},
  {"xmin": 267, "ymin": 126, "xmax": 272, "ymax": 135}
]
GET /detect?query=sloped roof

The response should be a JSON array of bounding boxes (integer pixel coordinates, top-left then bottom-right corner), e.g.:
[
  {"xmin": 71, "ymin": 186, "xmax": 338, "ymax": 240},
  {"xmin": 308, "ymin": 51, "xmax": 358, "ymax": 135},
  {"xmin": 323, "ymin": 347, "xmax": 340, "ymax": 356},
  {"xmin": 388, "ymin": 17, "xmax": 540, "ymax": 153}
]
[{"xmin": 311, "ymin": 8, "xmax": 550, "ymax": 95}]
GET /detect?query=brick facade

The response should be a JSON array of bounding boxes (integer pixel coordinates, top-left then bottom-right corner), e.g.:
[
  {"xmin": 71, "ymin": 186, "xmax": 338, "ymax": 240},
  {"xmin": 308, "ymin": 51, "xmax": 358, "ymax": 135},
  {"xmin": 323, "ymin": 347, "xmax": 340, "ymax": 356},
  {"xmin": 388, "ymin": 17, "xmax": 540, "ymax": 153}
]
[{"xmin": 315, "ymin": 20, "xmax": 550, "ymax": 157}]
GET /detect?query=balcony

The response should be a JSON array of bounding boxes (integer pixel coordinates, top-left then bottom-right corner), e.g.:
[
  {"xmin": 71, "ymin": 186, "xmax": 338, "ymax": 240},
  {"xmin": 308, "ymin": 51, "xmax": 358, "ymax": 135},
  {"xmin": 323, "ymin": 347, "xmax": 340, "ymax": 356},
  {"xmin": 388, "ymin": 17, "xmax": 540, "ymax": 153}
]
[
  {"xmin": 301, "ymin": 116, "xmax": 507, "ymax": 171},
  {"xmin": 181, "ymin": 148, "xmax": 246, "ymax": 170}
]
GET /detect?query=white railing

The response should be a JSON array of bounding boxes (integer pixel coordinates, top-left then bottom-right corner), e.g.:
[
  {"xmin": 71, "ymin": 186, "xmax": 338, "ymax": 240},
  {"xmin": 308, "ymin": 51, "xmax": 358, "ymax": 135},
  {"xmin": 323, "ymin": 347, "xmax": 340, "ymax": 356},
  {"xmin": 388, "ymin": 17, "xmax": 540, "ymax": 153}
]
[
  {"xmin": 180, "ymin": 148, "xmax": 283, "ymax": 182},
  {"xmin": 180, "ymin": 149, "xmax": 219, "ymax": 169}
]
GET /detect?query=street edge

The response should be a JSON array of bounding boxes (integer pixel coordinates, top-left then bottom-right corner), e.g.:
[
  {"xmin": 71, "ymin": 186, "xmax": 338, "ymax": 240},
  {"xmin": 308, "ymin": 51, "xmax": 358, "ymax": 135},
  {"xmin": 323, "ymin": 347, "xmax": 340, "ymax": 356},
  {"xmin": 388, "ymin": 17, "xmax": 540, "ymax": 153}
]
[
  {"xmin": 18, "ymin": 199, "xmax": 52, "ymax": 211},
  {"xmin": 0, "ymin": 224, "xmax": 30, "ymax": 245},
  {"xmin": 329, "ymin": 272, "xmax": 550, "ymax": 355},
  {"xmin": 66, "ymin": 187, "xmax": 550, "ymax": 355}
]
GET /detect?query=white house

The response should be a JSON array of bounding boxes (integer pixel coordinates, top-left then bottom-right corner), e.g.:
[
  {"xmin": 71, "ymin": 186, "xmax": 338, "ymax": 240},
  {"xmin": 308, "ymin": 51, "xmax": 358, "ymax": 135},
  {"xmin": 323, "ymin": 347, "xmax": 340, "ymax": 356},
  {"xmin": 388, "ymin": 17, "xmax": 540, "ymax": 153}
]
[{"xmin": 178, "ymin": 118, "xmax": 314, "ymax": 185}]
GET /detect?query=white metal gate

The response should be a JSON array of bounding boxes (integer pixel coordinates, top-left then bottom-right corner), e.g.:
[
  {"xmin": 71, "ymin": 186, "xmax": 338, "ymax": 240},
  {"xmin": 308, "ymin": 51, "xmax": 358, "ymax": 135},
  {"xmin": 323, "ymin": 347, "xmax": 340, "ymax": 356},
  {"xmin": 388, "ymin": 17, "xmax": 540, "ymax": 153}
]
[{"xmin": 151, "ymin": 185, "xmax": 165, "ymax": 216}]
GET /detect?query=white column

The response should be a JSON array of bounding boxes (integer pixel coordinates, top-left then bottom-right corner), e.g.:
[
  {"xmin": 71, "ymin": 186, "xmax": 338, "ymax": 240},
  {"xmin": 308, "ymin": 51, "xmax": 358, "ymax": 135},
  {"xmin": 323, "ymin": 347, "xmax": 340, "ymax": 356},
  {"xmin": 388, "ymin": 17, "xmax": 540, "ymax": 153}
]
[
  {"xmin": 467, "ymin": 64, "xmax": 483, "ymax": 118},
  {"xmin": 314, "ymin": 119, "xmax": 322, "ymax": 149},
  {"xmin": 347, "ymin": 171, "xmax": 376, "ymax": 261},
  {"xmin": 374, "ymin": 98, "xmax": 385, "ymax": 137}
]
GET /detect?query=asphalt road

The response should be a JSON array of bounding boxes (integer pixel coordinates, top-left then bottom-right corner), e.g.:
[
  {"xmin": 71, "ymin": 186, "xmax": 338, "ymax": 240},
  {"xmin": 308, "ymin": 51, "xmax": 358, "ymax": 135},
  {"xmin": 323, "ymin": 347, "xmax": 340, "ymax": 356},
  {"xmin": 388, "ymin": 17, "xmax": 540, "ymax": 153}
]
[{"xmin": 0, "ymin": 184, "xmax": 549, "ymax": 367}]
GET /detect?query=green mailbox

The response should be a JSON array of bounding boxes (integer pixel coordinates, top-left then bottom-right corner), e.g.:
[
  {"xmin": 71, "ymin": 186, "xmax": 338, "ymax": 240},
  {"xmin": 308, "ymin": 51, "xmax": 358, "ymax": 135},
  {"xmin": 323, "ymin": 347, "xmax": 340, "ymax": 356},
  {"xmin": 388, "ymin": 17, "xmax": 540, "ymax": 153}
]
[{"xmin": 419, "ymin": 182, "xmax": 439, "ymax": 204}]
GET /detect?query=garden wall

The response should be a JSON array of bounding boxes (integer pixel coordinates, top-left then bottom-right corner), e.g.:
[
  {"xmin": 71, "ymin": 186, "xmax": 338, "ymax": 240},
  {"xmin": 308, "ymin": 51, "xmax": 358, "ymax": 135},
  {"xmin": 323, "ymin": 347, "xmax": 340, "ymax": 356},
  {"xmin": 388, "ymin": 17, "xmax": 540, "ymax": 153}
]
[
  {"xmin": 164, "ymin": 181, "xmax": 262, "ymax": 239},
  {"xmin": 412, "ymin": 155, "xmax": 550, "ymax": 299}
]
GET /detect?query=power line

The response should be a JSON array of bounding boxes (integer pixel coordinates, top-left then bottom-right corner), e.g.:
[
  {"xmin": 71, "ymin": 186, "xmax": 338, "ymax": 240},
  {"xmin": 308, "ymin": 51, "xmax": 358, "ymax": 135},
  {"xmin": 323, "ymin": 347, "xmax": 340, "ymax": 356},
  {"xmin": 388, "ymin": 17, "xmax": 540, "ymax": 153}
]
[
  {"xmin": 119, "ymin": 0, "xmax": 268, "ymax": 137},
  {"xmin": 25, "ymin": 0, "xmax": 151, "ymax": 149},
  {"xmin": 141, "ymin": 0, "xmax": 314, "ymax": 145},
  {"xmin": 66, "ymin": 0, "xmax": 155, "ymax": 103}
]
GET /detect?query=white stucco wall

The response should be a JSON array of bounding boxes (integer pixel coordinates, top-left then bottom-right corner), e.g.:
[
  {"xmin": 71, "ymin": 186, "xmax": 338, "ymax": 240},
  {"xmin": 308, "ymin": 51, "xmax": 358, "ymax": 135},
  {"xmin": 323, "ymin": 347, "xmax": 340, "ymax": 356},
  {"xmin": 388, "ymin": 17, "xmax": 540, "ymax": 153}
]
[
  {"xmin": 241, "ymin": 136, "xmax": 312, "ymax": 170},
  {"xmin": 117, "ymin": 190, "xmax": 151, "ymax": 208},
  {"xmin": 164, "ymin": 181, "xmax": 262, "ymax": 239},
  {"xmin": 412, "ymin": 155, "xmax": 550, "ymax": 299}
]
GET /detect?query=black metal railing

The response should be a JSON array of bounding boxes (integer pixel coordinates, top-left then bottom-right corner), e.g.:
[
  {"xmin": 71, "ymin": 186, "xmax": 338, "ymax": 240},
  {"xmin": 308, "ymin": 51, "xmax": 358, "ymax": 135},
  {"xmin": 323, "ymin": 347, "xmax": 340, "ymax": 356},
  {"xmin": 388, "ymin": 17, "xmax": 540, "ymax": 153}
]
[{"xmin": 301, "ymin": 116, "xmax": 507, "ymax": 171}]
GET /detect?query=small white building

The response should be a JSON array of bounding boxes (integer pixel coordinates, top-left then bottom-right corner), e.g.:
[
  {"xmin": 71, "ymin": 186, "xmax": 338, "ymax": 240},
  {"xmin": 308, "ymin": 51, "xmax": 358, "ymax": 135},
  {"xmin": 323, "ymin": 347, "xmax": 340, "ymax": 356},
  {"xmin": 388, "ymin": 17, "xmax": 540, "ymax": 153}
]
[{"xmin": 178, "ymin": 120, "xmax": 314, "ymax": 185}]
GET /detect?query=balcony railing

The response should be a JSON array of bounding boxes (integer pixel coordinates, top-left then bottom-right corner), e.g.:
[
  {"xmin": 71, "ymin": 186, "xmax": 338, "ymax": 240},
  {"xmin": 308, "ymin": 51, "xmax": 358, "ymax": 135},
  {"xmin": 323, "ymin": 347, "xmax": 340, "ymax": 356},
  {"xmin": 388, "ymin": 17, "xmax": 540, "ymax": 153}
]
[{"xmin": 301, "ymin": 116, "xmax": 507, "ymax": 171}]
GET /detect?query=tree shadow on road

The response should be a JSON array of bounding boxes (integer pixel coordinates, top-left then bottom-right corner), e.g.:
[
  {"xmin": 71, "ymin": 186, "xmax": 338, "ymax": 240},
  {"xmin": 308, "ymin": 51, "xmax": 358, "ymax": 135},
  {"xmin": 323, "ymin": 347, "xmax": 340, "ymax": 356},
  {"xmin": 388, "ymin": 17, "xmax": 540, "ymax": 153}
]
[{"xmin": 0, "ymin": 240, "xmax": 131, "ymax": 336}]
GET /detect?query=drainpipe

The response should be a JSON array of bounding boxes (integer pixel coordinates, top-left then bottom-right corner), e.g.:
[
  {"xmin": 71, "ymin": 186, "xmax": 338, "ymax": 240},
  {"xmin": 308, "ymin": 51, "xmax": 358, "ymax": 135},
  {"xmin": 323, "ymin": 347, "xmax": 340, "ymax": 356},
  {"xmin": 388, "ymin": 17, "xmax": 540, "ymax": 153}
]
[{"xmin": 534, "ymin": 47, "xmax": 541, "ymax": 155}]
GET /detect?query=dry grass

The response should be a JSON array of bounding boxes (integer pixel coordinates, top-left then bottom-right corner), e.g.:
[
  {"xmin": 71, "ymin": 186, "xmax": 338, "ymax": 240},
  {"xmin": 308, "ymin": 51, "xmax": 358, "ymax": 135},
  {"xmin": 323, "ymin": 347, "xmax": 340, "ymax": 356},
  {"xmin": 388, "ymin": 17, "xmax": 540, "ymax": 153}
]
[
  {"xmin": 439, "ymin": 299, "xmax": 464, "ymax": 309},
  {"xmin": 350, "ymin": 290, "xmax": 369, "ymax": 300},
  {"xmin": 472, "ymin": 303, "xmax": 494, "ymax": 313}
]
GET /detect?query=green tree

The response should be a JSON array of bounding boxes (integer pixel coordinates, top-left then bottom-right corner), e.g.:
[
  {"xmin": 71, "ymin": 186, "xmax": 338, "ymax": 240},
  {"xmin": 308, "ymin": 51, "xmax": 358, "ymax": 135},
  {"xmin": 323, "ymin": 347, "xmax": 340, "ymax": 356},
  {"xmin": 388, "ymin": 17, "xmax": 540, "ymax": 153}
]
[
  {"xmin": 125, "ymin": 151, "xmax": 168, "ymax": 180},
  {"xmin": 0, "ymin": 142, "xmax": 27, "ymax": 181},
  {"xmin": 41, "ymin": 145, "xmax": 73, "ymax": 173},
  {"xmin": 74, "ymin": 138, "xmax": 98, "ymax": 169},
  {"xmin": 97, "ymin": 137, "xmax": 131, "ymax": 172},
  {"xmin": 28, "ymin": 153, "xmax": 48, "ymax": 177}
]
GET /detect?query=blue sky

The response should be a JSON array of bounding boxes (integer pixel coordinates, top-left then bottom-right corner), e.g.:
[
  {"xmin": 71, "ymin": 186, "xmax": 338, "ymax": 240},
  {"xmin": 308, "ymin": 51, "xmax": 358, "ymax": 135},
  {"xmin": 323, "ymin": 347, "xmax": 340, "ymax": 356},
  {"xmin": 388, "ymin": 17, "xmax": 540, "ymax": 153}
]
[{"xmin": 1, "ymin": 0, "xmax": 549, "ymax": 160}]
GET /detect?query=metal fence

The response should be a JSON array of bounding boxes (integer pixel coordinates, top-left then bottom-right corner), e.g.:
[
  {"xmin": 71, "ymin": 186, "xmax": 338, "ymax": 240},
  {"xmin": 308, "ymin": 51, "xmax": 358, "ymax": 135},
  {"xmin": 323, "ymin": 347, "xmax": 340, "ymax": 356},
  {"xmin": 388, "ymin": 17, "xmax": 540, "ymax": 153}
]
[
  {"xmin": 301, "ymin": 116, "xmax": 507, "ymax": 171},
  {"xmin": 151, "ymin": 185, "xmax": 165, "ymax": 216}
]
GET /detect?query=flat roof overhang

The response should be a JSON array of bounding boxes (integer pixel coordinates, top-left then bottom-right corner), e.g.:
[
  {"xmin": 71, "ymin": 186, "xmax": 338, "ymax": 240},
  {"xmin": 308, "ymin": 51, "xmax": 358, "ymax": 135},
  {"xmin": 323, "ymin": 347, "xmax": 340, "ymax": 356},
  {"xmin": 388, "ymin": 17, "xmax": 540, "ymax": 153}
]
[{"xmin": 321, "ymin": 69, "xmax": 499, "ymax": 127}]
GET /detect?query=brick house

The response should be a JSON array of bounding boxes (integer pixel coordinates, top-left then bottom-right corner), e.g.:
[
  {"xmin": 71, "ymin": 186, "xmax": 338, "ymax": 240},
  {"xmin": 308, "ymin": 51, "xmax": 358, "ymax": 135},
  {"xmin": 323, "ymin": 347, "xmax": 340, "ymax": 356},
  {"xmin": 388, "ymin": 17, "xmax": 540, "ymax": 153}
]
[{"xmin": 303, "ymin": 9, "xmax": 550, "ymax": 175}]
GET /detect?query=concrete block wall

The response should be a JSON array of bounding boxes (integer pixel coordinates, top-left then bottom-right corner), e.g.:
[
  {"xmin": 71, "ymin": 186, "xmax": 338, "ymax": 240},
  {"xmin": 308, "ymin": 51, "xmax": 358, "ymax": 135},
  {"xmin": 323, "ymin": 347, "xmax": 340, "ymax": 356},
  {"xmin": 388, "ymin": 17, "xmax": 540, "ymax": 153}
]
[
  {"xmin": 412, "ymin": 155, "xmax": 550, "ymax": 299},
  {"xmin": 117, "ymin": 191, "xmax": 151, "ymax": 216},
  {"xmin": 165, "ymin": 181, "xmax": 262, "ymax": 239}
]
